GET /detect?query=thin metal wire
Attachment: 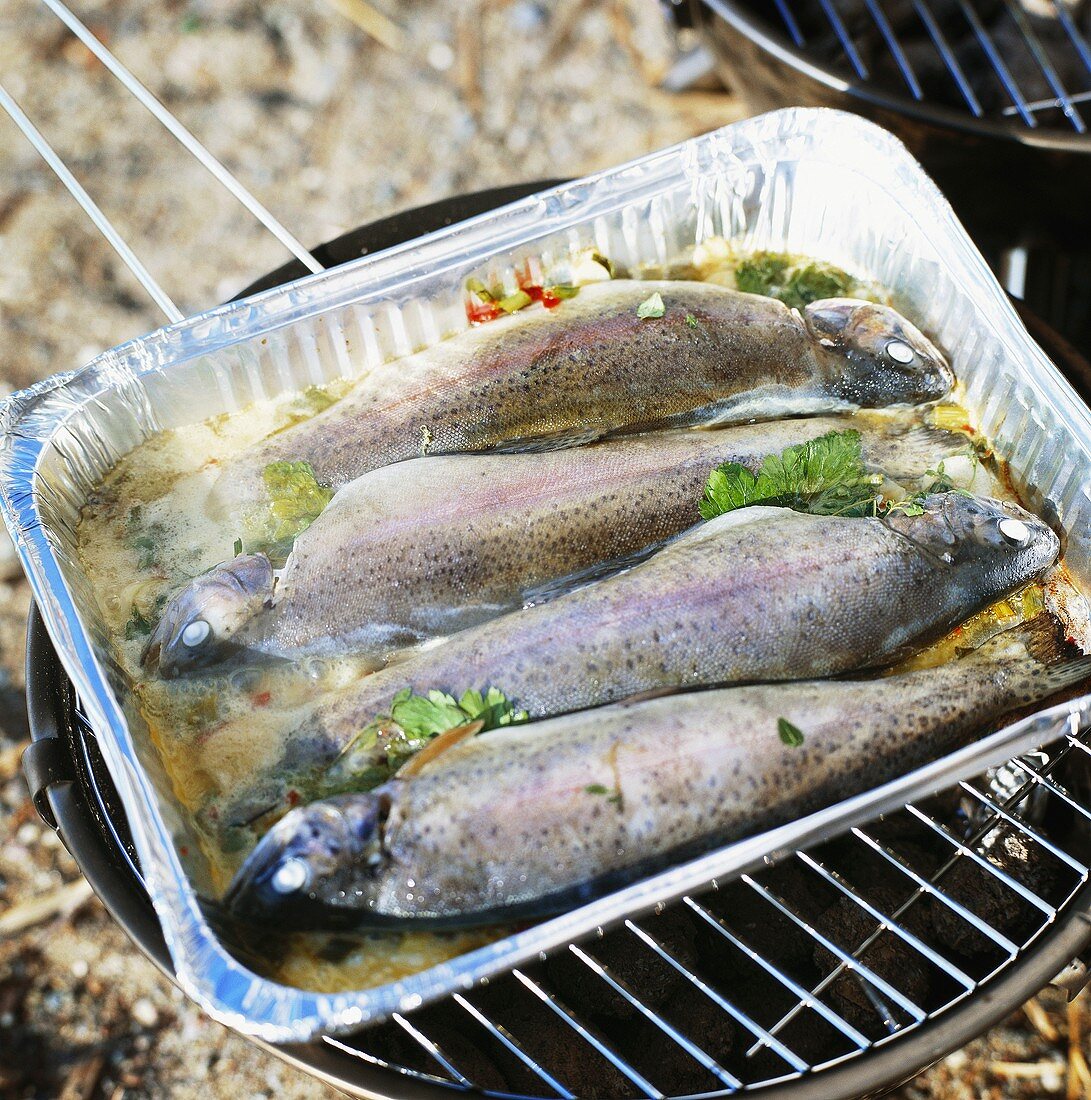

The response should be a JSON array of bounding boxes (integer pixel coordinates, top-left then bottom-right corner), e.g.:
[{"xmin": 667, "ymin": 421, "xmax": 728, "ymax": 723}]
[
  {"xmin": 816, "ymin": 0, "xmax": 870, "ymax": 78},
  {"xmin": 862, "ymin": 0, "xmax": 924, "ymax": 99},
  {"xmin": 568, "ymin": 943, "xmax": 741, "ymax": 1089},
  {"xmin": 911, "ymin": 0, "xmax": 984, "ymax": 116},
  {"xmin": 852, "ymin": 827, "xmax": 1021, "ymax": 954},
  {"xmin": 795, "ymin": 852, "xmax": 977, "ymax": 991},
  {"xmin": 682, "ymin": 898, "xmax": 872, "ymax": 1050},
  {"xmin": 453, "ymin": 994, "xmax": 575, "ymax": 1099},
  {"xmin": 511, "ymin": 970, "xmax": 663, "ymax": 1097},
  {"xmin": 997, "ymin": 0, "xmax": 1085, "ymax": 131},
  {"xmin": 38, "ymin": 0, "xmax": 324, "ymax": 276},
  {"xmin": 391, "ymin": 1013, "xmax": 473, "ymax": 1087},
  {"xmin": 0, "ymin": 81, "xmax": 183, "ymax": 323},
  {"xmin": 959, "ymin": 781, "xmax": 1090, "ymax": 873},
  {"xmin": 1051, "ymin": 0, "xmax": 1091, "ymax": 84}
]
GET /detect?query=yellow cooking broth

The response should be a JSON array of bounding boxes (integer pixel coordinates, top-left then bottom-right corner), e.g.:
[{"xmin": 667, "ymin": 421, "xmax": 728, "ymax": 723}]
[{"xmin": 74, "ymin": 253, "xmax": 1082, "ymax": 995}]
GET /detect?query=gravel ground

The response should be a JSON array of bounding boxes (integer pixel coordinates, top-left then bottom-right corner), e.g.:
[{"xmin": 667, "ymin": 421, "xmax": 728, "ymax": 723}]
[{"xmin": 1, "ymin": 1, "xmax": 1089, "ymax": 1097}]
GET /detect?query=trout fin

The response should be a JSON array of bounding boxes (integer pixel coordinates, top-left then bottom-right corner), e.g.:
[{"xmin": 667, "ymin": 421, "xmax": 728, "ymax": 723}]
[
  {"xmin": 520, "ymin": 537, "xmax": 675, "ymax": 607},
  {"xmin": 980, "ymin": 613, "xmax": 1091, "ymax": 695},
  {"xmin": 395, "ymin": 719, "xmax": 485, "ymax": 779},
  {"xmin": 488, "ymin": 426, "xmax": 606, "ymax": 454}
]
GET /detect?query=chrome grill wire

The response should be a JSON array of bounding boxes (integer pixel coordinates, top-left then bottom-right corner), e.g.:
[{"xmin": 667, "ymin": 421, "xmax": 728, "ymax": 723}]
[
  {"xmin": 758, "ymin": 0, "xmax": 1091, "ymax": 131},
  {"xmin": 10, "ymin": 3, "xmax": 1091, "ymax": 1096},
  {"xmin": 321, "ymin": 717, "xmax": 1091, "ymax": 1098},
  {"xmin": 0, "ymin": 0, "xmax": 322, "ymax": 326}
]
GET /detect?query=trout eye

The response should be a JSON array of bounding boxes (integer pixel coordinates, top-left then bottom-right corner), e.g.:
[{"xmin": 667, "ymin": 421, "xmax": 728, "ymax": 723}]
[
  {"xmin": 271, "ymin": 857, "xmax": 310, "ymax": 895},
  {"xmin": 181, "ymin": 619, "xmax": 211, "ymax": 648},
  {"xmin": 885, "ymin": 339, "xmax": 915, "ymax": 365},
  {"xmin": 998, "ymin": 517, "xmax": 1031, "ymax": 547}
]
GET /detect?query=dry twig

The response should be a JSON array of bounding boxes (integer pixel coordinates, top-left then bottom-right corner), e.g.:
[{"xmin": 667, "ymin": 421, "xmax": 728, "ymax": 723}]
[
  {"xmin": 323, "ymin": 0, "xmax": 405, "ymax": 53},
  {"xmin": 0, "ymin": 877, "xmax": 93, "ymax": 936},
  {"xmin": 1025, "ymin": 995, "xmax": 1061, "ymax": 1042},
  {"xmin": 57, "ymin": 1053, "xmax": 106, "ymax": 1100}
]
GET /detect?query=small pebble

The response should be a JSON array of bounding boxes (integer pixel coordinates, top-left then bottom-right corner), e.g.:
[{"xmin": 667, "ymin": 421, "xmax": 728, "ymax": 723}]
[
  {"xmin": 132, "ymin": 998, "xmax": 159, "ymax": 1028},
  {"xmin": 426, "ymin": 41, "xmax": 454, "ymax": 71}
]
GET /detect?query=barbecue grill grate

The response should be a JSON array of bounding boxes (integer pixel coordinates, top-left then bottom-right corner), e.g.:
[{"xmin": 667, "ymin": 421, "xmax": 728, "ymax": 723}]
[
  {"xmin": 311, "ymin": 718, "xmax": 1091, "ymax": 1096},
  {"xmin": 8, "ymin": 3, "xmax": 1091, "ymax": 1095},
  {"xmin": 728, "ymin": 0, "xmax": 1091, "ymax": 132},
  {"xmin": 68, "ymin": 680, "xmax": 1091, "ymax": 1096}
]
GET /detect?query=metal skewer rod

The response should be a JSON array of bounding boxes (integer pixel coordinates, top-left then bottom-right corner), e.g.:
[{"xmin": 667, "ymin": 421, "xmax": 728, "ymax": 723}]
[
  {"xmin": 0, "ymin": 81, "xmax": 184, "ymax": 323},
  {"xmin": 38, "ymin": 0, "xmax": 324, "ymax": 276}
]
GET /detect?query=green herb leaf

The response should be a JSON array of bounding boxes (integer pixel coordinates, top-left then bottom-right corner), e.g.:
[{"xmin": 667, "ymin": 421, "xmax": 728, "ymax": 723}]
[
  {"xmin": 586, "ymin": 784, "xmax": 610, "ymax": 795},
  {"xmin": 778, "ymin": 718, "xmax": 805, "ymax": 747},
  {"xmin": 233, "ymin": 537, "xmax": 243, "ymax": 556},
  {"xmin": 636, "ymin": 292, "xmax": 665, "ymax": 320},
  {"xmin": 325, "ymin": 686, "xmax": 529, "ymax": 794},
  {"xmin": 782, "ymin": 261, "xmax": 852, "ymax": 310},
  {"xmin": 699, "ymin": 430, "xmax": 882, "ymax": 521},
  {"xmin": 685, "ymin": 312, "xmax": 698, "ymax": 328}
]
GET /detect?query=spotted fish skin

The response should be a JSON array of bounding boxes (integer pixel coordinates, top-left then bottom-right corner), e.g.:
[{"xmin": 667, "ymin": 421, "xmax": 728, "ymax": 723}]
[
  {"xmin": 240, "ymin": 492, "xmax": 1058, "ymax": 815},
  {"xmin": 155, "ymin": 417, "xmax": 978, "ymax": 674},
  {"xmin": 225, "ymin": 616, "xmax": 1090, "ymax": 927},
  {"xmin": 209, "ymin": 280, "xmax": 952, "ymax": 518}
]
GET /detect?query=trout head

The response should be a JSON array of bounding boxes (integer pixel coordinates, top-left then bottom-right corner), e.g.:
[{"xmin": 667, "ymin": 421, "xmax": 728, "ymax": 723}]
[
  {"xmin": 142, "ymin": 553, "xmax": 274, "ymax": 677},
  {"xmin": 804, "ymin": 298, "xmax": 953, "ymax": 407},
  {"xmin": 884, "ymin": 492, "xmax": 1060, "ymax": 600},
  {"xmin": 224, "ymin": 792, "xmax": 388, "ymax": 929}
]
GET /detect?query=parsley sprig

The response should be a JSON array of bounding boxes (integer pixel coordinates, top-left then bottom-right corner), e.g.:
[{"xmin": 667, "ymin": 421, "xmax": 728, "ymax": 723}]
[
  {"xmin": 325, "ymin": 687, "xmax": 529, "ymax": 792},
  {"xmin": 700, "ymin": 430, "xmax": 882, "ymax": 520}
]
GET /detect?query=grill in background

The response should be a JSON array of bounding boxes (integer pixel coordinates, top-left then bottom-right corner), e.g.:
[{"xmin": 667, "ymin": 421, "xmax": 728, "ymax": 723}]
[{"xmin": 694, "ymin": 0, "xmax": 1091, "ymax": 353}]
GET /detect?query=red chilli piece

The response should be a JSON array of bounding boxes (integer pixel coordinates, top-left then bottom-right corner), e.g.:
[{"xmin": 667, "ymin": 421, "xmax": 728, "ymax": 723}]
[{"xmin": 466, "ymin": 298, "xmax": 501, "ymax": 324}]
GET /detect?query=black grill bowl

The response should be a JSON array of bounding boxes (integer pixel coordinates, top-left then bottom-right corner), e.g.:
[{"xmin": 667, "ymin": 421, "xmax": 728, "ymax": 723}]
[
  {"xmin": 693, "ymin": 0, "xmax": 1091, "ymax": 243},
  {"xmin": 22, "ymin": 182, "xmax": 1091, "ymax": 1100}
]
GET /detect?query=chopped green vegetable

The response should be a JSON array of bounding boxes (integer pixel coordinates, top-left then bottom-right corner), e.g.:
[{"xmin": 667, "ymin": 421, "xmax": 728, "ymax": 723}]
[
  {"xmin": 300, "ymin": 384, "xmax": 336, "ymax": 415},
  {"xmin": 636, "ymin": 292, "xmax": 665, "ymax": 320},
  {"xmin": 124, "ymin": 593, "xmax": 168, "ymax": 640},
  {"xmin": 465, "ymin": 277, "xmax": 495, "ymax": 302},
  {"xmin": 547, "ymin": 284, "xmax": 580, "ymax": 299},
  {"xmin": 734, "ymin": 251, "xmax": 854, "ymax": 310},
  {"xmin": 685, "ymin": 313, "xmax": 699, "ymax": 328},
  {"xmin": 131, "ymin": 534, "xmax": 158, "ymax": 570},
  {"xmin": 259, "ymin": 460, "xmax": 334, "ymax": 543},
  {"xmin": 233, "ymin": 537, "xmax": 244, "ymax": 556},
  {"xmin": 585, "ymin": 782, "xmax": 623, "ymax": 808},
  {"xmin": 498, "ymin": 290, "xmax": 533, "ymax": 314},
  {"xmin": 591, "ymin": 251, "xmax": 616, "ymax": 277},
  {"xmin": 778, "ymin": 718, "xmax": 805, "ymax": 747},
  {"xmin": 735, "ymin": 252, "xmax": 790, "ymax": 299},
  {"xmin": 783, "ymin": 261, "xmax": 852, "ymax": 309},
  {"xmin": 700, "ymin": 430, "xmax": 882, "ymax": 521},
  {"xmin": 881, "ymin": 498, "xmax": 926, "ymax": 517}
]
